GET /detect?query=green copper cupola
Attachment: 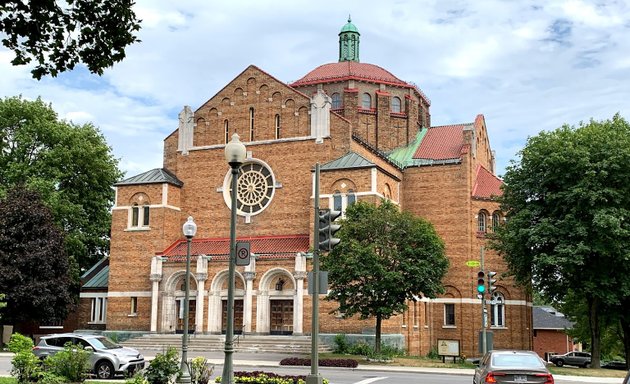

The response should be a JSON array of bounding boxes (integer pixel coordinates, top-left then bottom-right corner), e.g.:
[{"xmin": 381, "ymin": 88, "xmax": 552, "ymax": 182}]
[{"xmin": 339, "ymin": 16, "xmax": 360, "ymax": 62}]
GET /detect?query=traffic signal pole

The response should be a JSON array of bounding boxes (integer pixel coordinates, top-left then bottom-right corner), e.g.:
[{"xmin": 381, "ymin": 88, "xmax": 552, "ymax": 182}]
[
  {"xmin": 481, "ymin": 246, "xmax": 487, "ymax": 355},
  {"xmin": 307, "ymin": 163, "xmax": 322, "ymax": 384}
]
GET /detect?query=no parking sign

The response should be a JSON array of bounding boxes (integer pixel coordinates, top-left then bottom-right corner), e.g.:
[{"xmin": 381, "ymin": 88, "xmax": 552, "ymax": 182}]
[{"xmin": 235, "ymin": 241, "xmax": 251, "ymax": 266}]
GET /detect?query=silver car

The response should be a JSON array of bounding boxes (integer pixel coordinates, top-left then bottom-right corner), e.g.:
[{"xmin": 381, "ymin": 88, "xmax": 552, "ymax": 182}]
[
  {"xmin": 32, "ymin": 333, "xmax": 145, "ymax": 379},
  {"xmin": 473, "ymin": 350, "xmax": 554, "ymax": 384}
]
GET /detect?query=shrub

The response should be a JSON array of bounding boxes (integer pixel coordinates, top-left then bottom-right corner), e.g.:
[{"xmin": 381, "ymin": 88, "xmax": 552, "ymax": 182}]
[
  {"xmin": 125, "ymin": 372, "xmax": 150, "ymax": 384},
  {"xmin": 279, "ymin": 357, "xmax": 358, "ymax": 368},
  {"xmin": 44, "ymin": 342, "xmax": 91, "ymax": 383},
  {"xmin": 426, "ymin": 346, "xmax": 439, "ymax": 359},
  {"xmin": 10, "ymin": 350, "xmax": 43, "ymax": 383},
  {"xmin": 190, "ymin": 357, "xmax": 213, "ymax": 384},
  {"xmin": 144, "ymin": 346, "xmax": 180, "ymax": 384},
  {"xmin": 215, "ymin": 371, "xmax": 329, "ymax": 384},
  {"xmin": 333, "ymin": 334, "xmax": 349, "ymax": 354},
  {"xmin": 348, "ymin": 341, "xmax": 372, "ymax": 356},
  {"xmin": 7, "ymin": 333, "xmax": 34, "ymax": 353},
  {"xmin": 39, "ymin": 372, "xmax": 68, "ymax": 384}
]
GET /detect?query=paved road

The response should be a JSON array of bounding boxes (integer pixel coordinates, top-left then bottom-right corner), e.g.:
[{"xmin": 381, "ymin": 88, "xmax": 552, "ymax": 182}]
[{"xmin": 0, "ymin": 351, "xmax": 624, "ymax": 384}]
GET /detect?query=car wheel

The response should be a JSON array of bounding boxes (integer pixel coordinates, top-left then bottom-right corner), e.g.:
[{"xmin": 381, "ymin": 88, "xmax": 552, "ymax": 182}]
[
  {"xmin": 556, "ymin": 360, "xmax": 564, "ymax": 367},
  {"xmin": 584, "ymin": 362, "xmax": 590, "ymax": 368},
  {"xmin": 96, "ymin": 361, "xmax": 115, "ymax": 379}
]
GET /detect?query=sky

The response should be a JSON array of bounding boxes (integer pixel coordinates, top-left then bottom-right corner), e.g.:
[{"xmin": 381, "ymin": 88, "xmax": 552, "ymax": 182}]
[{"xmin": 2, "ymin": 0, "xmax": 630, "ymax": 178}]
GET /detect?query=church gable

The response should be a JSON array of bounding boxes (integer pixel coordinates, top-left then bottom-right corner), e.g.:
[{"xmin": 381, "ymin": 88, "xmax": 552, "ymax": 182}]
[{"xmin": 191, "ymin": 65, "xmax": 313, "ymax": 147}]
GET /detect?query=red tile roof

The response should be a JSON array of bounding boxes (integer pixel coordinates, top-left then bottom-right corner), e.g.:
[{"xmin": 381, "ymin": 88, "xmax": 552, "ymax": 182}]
[
  {"xmin": 472, "ymin": 164, "xmax": 503, "ymax": 199},
  {"xmin": 290, "ymin": 62, "xmax": 409, "ymax": 87},
  {"xmin": 159, "ymin": 234, "xmax": 310, "ymax": 261},
  {"xmin": 413, "ymin": 124, "xmax": 470, "ymax": 160}
]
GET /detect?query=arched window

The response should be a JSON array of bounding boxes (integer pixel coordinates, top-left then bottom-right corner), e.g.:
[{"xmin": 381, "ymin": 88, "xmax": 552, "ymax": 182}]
[
  {"xmin": 391, "ymin": 97, "xmax": 401, "ymax": 113},
  {"xmin": 333, "ymin": 191, "xmax": 342, "ymax": 212},
  {"xmin": 224, "ymin": 120, "xmax": 229, "ymax": 143},
  {"xmin": 249, "ymin": 107, "xmax": 255, "ymax": 141},
  {"xmin": 347, "ymin": 190, "xmax": 356, "ymax": 206},
  {"xmin": 478, "ymin": 211, "xmax": 487, "ymax": 232},
  {"xmin": 490, "ymin": 292, "xmax": 505, "ymax": 327},
  {"xmin": 143, "ymin": 205, "xmax": 150, "ymax": 226},
  {"xmin": 492, "ymin": 211, "xmax": 501, "ymax": 232},
  {"xmin": 331, "ymin": 93, "xmax": 342, "ymax": 109},
  {"xmin": 275, "ymin": 114, "xmax": 281, "ymax": 139},
  {"xmin": 361, "ymin": 93, "xmax": 371, "ymax": 109},
  {"xmin": 131, "ymin": 203, "xmax": 139, "ymax": 227}
]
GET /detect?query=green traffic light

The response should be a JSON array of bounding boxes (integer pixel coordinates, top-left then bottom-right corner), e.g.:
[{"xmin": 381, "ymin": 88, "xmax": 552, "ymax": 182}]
[{"xmin": 477, "ymin": 284, "xmax": 486, "ymax": 293}]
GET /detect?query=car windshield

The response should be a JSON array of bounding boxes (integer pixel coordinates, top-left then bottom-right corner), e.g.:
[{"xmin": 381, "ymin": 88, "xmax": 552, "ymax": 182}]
[
  {"xmin": 493, "ymin": 354, "xmax": 544, "ymax": 368},
  {"xmin": 88, "ymin": 336, "xmax": 121, "ymax": 349}
]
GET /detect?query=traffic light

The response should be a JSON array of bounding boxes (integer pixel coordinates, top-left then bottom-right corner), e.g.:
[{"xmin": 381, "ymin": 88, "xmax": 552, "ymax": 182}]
[
  {"xmin": 318, "ymin": 208, "xmax": 342, "ymax": 252},
  {"xmin": 487, "ymin": 271, "xmax": 498, "ymax": 295},
  {"xmin": 476, "ymin": 270, "xmax": 486, "ymax": 296}
]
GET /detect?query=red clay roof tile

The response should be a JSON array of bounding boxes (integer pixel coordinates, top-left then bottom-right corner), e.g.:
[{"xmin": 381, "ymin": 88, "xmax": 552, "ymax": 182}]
[
  {"xmin": 290, "ymin": 62, "xmax": 408, "ymax": 87},
  {"xmin": 472, "ymin": 164, "xmax": 503, "ymax": 199},
  {"xmin": 160, "ymin": 234, "xmax": 310, "ymax": 259},
  {"xmin": 413, "ymin": 124, "xmax": 470, "ymax": 160}
]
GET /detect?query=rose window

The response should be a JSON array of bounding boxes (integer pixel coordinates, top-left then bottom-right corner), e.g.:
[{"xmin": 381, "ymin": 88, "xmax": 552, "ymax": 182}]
[{"xmin": 224, "ymin": 161, "xmax": 275, "ymax": 216}]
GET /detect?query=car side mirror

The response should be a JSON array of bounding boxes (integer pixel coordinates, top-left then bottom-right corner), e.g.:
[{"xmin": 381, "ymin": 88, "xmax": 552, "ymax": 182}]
[{"xmin": 84, "ymin": 346, "xmax": 94, "ymax": 352}]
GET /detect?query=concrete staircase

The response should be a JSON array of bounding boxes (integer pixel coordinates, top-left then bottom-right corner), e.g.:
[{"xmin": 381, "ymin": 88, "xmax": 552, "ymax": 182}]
[{"xmin": 120, "ymin": 334, "xmax": 332, "ymax": 354}]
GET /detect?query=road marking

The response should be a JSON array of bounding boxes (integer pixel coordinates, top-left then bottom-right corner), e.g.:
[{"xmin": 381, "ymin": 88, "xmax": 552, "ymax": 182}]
[{"xmin": 353, "ymin": 377, "xmax": 387, "ymax": 384}]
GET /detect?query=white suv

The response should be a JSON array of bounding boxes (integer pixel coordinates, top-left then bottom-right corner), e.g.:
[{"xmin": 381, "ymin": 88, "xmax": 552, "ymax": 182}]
[{"xmin": 32, "ymin": 333, "xmax": 145, "ymax": 379}]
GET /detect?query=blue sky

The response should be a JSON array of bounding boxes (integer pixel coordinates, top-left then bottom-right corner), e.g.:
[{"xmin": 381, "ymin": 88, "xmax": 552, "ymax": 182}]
[{"xmin": 2, "ymin": 0, "xmax": 629, "ymax": 178}]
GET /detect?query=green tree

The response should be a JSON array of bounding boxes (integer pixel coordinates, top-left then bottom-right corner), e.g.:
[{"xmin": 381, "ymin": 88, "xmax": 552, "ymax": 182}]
[
  {"xmin": 0, "ymin": 185, "xmax": 78, "ymax": 324},
  {"xmin": 322, "ymin": 200, "xmax": 449, "ymax": 354},
  {"xmin": 1, "ymin": 0, "xmax": 141, "ymax": 79},
  {"xmin": 491, "ymin": 114, "xmax": 630, "ymax": 368},
  {"xmin": 0, "ymin": 95, "xmax": 123, "ymax": 271}
]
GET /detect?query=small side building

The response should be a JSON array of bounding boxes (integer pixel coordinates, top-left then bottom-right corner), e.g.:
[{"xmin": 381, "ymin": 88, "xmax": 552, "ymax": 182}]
[{"xmin": 533, "ymin": 306, "xmax": 576, "ymax": 360}]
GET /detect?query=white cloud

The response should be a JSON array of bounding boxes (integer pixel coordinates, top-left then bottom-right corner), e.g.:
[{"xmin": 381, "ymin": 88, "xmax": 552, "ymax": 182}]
[{"xmin": 1, "ymin": 0, "xmax": 629, "ymax": 178}]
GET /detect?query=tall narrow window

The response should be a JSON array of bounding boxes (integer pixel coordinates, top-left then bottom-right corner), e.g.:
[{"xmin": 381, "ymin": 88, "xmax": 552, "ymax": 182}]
[
  {"xmin": 347, "ymin": 190, "xmax": 356, "ymax": 206},
  {"xmin": 492, "ymin": 211, "xmax": 501, "ymax": 232},
  {"xmin": 391, "ymin": 97, "xmax": 401, "ymax": 113},
  {"xmin": 413, "ymin": 301, "xmax": 419, "ymax": 326},
  {"xmin": 491, "ymin": 292, "xmax": 505, "ymax": 327},
  {"xmin": 224, "ymin": 120, "xmax": 229, "ymax": 143},
  {"xmin": 249, "ymin": 107, "xmax": 255, "ymax": 141},
  {"xmin": 131, "ymin": 204, "xmax": 139, "ymax": 226},
  {"xmin": 275, "ymin": 114, "xmax": 281, "ymax": 139},
  {"xmin": 333, "ymin": 191, "xmax": 342, "ymax": 212},
  {"xmin": 444, "ymin": 303, "xmax": 455, "ymax": 326},
  {"xmin": 331, "ymin": 93, "xmax": 342, "ymax": 109},
  {"xmin": 130, "ymin": 297, "xmax": 138, "ymax": 315},
  {"xmin": 90, "ymin": 297, "xmax": 107, "ymax": 323},
  {"xmin": 361, "ymin": 93, "xmax": 371, "ymax": 109},
  {"xmin": 478, "ymin": 211, "xmax": 487, "ymax": 232},
  {"xmin": 143, "ymin": 205, "xmax": 150, "ymax": 226}
]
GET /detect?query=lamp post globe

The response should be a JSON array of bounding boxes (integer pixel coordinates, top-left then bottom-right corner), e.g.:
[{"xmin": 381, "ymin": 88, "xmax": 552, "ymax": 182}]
[
  {"xmin": 222, "ymin": 133, "xmax": 246, "ymax": 384},
  {"xmin": 225, "ymin": 133, "xmax": 246, "ymax": 166},
  {"xmin": 178, "ymin": 216, "xmax": 196, "ymax": 384}
]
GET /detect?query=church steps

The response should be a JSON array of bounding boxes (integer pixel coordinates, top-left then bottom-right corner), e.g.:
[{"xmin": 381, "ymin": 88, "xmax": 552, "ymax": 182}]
[{"xmin": 119, "ymin": 334, "xmax": 331, "ymax": 354}]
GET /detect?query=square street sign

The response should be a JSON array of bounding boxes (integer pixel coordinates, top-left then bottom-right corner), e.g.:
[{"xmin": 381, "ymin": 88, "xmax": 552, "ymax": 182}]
[{"xmin": 235, "ymin": 241, "xmax": 251, "ymax": 266}]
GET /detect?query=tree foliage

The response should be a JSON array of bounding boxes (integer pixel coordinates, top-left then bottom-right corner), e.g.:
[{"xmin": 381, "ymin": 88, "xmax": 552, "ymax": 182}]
[
  {"xmin": 0, "ymin": 185, "xmax": 78, "ymax": 324},
  {"xmin": 491, "ymin": 114, "xmax": 630, "ymax": 368},
  {"xmin": 1, "ymin": 0, "xmax": 141, "ymax": 79},
  {"xmin": 0, "ymin": 95, "xmax": 123, "ymax": 270},
  {"xmin": 322, "ymin": 200, "xmax": 449, "ymax": 353}
]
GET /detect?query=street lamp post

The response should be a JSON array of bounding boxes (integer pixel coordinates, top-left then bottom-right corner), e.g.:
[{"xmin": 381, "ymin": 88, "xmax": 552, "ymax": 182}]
[
  {"xmin": 178, "ymin": 216, "xmax": 197, "ymax": 384},
  {"xmin": 222, "ymin": 133, "xmax": 246, "ymax": 384}
]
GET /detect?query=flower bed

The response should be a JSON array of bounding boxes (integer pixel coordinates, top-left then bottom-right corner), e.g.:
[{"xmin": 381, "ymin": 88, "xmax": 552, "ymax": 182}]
[{"xmin": 279, "ymin": 357, "xmax": 359, "ymax": 368}]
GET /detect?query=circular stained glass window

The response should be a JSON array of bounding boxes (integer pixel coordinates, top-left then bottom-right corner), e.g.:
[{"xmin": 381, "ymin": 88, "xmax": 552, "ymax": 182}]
[{"xmin": 223, "ymin": 160, "xmax": 275, "ymax": 216}]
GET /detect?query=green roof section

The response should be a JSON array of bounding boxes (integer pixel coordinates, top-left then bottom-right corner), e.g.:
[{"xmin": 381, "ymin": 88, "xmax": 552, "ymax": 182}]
[
  {"xmin": 340, "ymin": 16, "xmax": 359, "ymax": 33},
  {"xmin": 388, "ymin": 128, "xmax": 428, "ymax": 166},
  {"xmin": 83, "ymin": 265, "xmax": 109, "ymax": 289},
  {"xmin": 115, "ymin": 168, "xmax": 183, "ymax": 187},
  {"xmin": 320, "ymin": 151, "xmax": 375, "ymax": 171}
]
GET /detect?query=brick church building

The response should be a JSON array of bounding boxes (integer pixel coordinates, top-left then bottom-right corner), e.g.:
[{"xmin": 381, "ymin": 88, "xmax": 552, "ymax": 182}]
[{"xmin": 78, "ymin": 18, "xmax": 533, "ymax": 357}]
